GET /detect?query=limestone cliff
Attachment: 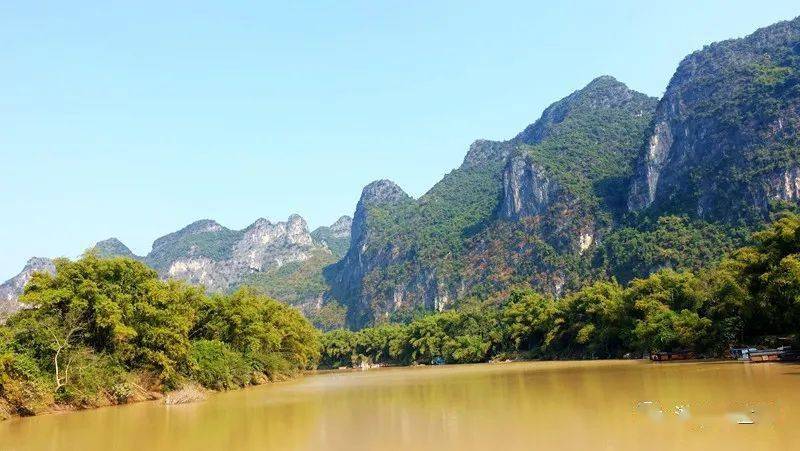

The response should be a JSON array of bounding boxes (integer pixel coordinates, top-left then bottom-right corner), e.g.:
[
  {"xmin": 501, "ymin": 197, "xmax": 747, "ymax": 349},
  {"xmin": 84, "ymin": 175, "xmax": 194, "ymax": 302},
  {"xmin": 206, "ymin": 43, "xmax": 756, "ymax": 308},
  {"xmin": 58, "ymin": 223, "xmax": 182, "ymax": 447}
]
[
  {"xmin": 325, "ymin": 180, "xmax": 414, "ymax": 326},
  {"xmin": 147, "ymin": 215, "xmax": 344, "ymax": 298},
  {"xmin": 311, "ymin": 216, "xmax": 353, "ymax": 257}
]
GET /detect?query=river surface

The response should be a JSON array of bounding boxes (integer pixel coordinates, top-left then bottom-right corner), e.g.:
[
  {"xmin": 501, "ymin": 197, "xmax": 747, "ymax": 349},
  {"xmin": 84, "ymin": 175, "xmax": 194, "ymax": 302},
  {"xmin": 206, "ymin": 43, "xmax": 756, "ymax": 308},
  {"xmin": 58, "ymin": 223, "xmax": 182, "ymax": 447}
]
[{"xmin": 1, "ymin": 360, "xmax": 799, "ymax": 451}]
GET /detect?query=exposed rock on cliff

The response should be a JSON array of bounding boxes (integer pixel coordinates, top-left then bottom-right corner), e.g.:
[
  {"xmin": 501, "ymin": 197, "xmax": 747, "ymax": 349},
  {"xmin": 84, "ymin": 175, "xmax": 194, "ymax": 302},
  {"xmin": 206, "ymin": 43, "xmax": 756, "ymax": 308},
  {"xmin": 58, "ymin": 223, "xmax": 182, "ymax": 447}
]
[
  {"xmin": 499, "ymin": 76, "xmax": 657, "ymax": 254},
  {"xmin": 311, "ymin": 216, "xmax": 353, "ymax": 257},
  {"xmin": 0, "ymin": 257, "xmax": 55, "ymax": 319},
  {"xmin": 145, "ymin": 214, "xmax": 344, "ymax": 300},
  {"xmin": 146, "ymin": 219, "xmax": 241, "ymax": 273},
  {"xmin": 232, "ymin": 214, "xmax": 316, "ymax": 271},
  {"xmin": 325, "ymin": 180, "xmax": 415, "ymax": 326},
  {"xmin": 500, "ymin": 155, "xmax": 558, "ymax": 219}
]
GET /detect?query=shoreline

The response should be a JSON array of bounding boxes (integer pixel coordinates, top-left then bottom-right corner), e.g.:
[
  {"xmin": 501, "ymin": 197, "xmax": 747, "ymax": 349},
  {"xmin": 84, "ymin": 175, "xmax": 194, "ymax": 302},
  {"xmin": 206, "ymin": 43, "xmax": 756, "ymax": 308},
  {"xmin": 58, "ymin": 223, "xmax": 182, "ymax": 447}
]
[
  {"xmin": 0, "ymin": 371, "xmax": 305, "ymax": 423},
  {"xmin": 3, "ymin": 357, "xmax": 736, "ymax": 422}
]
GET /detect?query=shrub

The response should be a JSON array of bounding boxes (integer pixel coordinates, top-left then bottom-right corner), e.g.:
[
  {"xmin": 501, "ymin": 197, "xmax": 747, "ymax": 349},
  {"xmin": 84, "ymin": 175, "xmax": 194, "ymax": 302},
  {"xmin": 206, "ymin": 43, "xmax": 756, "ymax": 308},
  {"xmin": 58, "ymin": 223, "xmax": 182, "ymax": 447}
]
[
  {"xmin": 188, "ymin": 340, "xmax": 250, "ymax": 390},
  {"xmin": 58, "ymin": 348, "xmax": 128, "ymax": 408},
  {"xmin": 0, "ymin": 352, "xmax": 54, "ymax": 416},
  {"xmin": 319, "ymin": 329, "xmax": 356, "ymax": 368}
]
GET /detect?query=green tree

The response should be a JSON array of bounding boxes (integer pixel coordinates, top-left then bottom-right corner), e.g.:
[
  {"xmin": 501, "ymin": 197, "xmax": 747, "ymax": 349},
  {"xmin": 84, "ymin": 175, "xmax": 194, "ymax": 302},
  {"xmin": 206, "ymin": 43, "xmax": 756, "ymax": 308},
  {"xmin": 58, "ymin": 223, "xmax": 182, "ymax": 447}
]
[
  {"xmin": 193, "ymin": 287, "xmax": 320, "ymax": 376},
  {"xmin": 500, "ymin": 288, "xmax": 555, "ymax": 353},
  {"xmin": 546, "ymin": 280, "xmax": 630, "ymax": 358}
]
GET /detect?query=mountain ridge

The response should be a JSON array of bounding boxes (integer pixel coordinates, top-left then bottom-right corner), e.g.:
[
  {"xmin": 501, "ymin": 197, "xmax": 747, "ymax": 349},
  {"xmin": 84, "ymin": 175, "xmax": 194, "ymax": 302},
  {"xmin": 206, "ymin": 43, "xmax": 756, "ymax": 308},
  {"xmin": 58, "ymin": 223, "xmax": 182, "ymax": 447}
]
[{"xmin": 0, "ymin": 214, "xmax": 351, "ymax": 319}]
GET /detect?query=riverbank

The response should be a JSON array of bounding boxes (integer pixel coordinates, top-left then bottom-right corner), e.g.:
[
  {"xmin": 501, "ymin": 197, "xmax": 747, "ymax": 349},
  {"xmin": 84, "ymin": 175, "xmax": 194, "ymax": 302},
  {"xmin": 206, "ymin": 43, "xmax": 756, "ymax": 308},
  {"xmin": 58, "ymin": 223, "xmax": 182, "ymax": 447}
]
[
  {"xmin": 0, "ymin": 256, "xmax": 321, "ymax": 422},
  {"xmin": 0, "ymin": 368, "xmax": 310, "ymax": 422}
]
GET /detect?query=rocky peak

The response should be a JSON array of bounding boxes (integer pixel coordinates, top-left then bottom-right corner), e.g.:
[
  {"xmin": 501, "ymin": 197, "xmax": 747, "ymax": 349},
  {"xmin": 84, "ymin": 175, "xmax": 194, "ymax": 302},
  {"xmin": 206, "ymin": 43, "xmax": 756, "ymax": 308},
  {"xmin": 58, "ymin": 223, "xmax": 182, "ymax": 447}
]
[
  {"xmin": 579, "ymin": 75, "xmax": 641, "ymax": 104},
  {"xmin": 328, "ymin": 216, "xmax": 353, "ymax": 237},
  {"xmin": 351, "ymin": 180, "xmax": 410, "ymax": 244},
  {"xmin": 151, "ymin": 219, "xmax": 227, "ymax": 253},
  {"xmin": 461, "ymin": 139, "xmax": 513, "ymax": 169},
  {"xmin": 0, "ymin": 257, "xmax": 56, "ymax": 319},
  {"xmin": 182, "ymin": 219, "xmax": 224, "ymax": 233},
  {"xmin": 287, "ymin": 213, "xmax": 310, "ymax": 236},
  {"xmin": 358, "ymin": 180, "xmax": 411, "ymax": 206},
  {"xmin": 311, "ymin": 216, "xmax": 353, "ymax": 257},
  {"xmin": 248, "ymin": 218, "xmax": 273, "ymax": 228},
  {"xmin": 21, "ymin": 257, "xmax": 54, "ymax": 272},
  {"xmin": 148, "ymin": 213, "xmax": 335, "ymax": 294},
  {"xmin": 92, "ymin": 238, "xmax": 137, "ymax": 258},
  {"xmin": 462, "ymin": 77, "xmax": 655, "ymax": 173},
  {"xmin": 240, "ymin": 214, "xmax": 314, "ymax": 250},
  {"xmin": 514, "ymin": 75, "xmax": 656, "ymax": 146}
]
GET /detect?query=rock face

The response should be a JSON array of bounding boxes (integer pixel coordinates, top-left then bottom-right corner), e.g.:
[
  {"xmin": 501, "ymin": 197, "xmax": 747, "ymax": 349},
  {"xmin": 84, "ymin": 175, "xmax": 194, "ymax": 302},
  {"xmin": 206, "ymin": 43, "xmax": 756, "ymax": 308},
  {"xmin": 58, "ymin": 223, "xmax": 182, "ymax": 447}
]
[
  {"xmin": 0, "ymin": 257, "xmax": 55, "ymax": 319},
  {"xmin": 500, "ymin": 155, "xmax": 558, "ymax": 219},
  {"xmin": 232, "ymin": 215, "xmax": 316, "ymax": 271},
  {"xmin": 147, "ymin": 215, "xmax": 344, "ymax": 293},
  {"xmin": 311, "ymin": 216, "xmax": 353, "ymax": 257},
  {"xmin": 326, "ymin": 180, "xmax": 414, "ymax": 326},
  {"xmin": 146, "ymin": 219, "xmax": 239, "ymax": 273},
  {"xmin": 498, "ymin": 75, "xmax": 656, "ymax": 253},
  {"xmin": 628, "ymin": 16, "xmax": 800, "ymax": 222}
]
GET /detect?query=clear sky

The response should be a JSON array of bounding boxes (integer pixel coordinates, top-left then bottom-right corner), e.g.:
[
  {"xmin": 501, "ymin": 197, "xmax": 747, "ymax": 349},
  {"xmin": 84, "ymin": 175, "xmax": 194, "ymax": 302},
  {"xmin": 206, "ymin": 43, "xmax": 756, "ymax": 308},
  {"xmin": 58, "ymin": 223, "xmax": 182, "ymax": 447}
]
[{"xmin": 1, "ymin": 1, "xmax": 799, "ymax": 280}]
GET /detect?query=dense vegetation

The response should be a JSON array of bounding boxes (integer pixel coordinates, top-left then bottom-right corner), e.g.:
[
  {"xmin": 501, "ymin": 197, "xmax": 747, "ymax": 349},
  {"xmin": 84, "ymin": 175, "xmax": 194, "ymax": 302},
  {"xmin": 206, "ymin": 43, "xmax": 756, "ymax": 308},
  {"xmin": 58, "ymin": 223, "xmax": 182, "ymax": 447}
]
[
  {"xmin": 245, "ymin": 250, "xmax": 339, "ymax": 306},
  {"xmin": 146, "ymin": 221, "xmax": 244, "ymax": 271},
  {"xmin": 4, "ymin": 214, "xmax": 800, "ymax": 420},
  {"xmin": 519, "ymin": 78, "xmax": 656, "ymax": 213},
  {"xmin": 365, "ymin": 160, "xmax": 506, "ymax": 266},
  {"xmin": 0, "ymin": 255, "xmax": 319, "ymax": 419},
  {"xmin": 320, "ymin": 213, "xmax": 800, "ymax": 367},
  {"xmin": 599, "ymin": 215, "xmax": 744, "ymax": 283}
]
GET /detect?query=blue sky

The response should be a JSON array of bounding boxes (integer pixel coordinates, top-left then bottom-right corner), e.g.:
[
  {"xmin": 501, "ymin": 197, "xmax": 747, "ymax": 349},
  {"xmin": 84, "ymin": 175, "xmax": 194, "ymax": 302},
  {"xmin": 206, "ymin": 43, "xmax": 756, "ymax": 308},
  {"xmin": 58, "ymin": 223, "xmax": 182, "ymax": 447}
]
[{"xmin": 1, "ymin": 1, "xmax": 799, "ymax": 279}]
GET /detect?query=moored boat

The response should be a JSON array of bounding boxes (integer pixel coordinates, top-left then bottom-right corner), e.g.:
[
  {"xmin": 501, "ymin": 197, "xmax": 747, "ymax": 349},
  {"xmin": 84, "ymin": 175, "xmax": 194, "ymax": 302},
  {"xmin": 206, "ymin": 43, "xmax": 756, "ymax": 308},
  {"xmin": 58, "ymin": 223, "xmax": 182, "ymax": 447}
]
[
  {"xmin": 650, "ymin": 351, "xmax": 695, "ymax": 362},
  {"xmin": 730, "ymin": 346, "xmax": 800, "ymax": 362}
]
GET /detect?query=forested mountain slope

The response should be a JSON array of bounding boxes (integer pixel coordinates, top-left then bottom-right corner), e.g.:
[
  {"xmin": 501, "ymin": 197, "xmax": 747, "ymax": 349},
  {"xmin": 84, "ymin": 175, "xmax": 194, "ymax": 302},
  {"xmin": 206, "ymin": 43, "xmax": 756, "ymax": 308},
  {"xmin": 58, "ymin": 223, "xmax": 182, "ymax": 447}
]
[
  {"xmin": 329, "ymin": 17, "xmax": 800, "ymax": 328},
  {"xmin": 327, "ymin": 77, "xmax": 660, "ymax": 327}
]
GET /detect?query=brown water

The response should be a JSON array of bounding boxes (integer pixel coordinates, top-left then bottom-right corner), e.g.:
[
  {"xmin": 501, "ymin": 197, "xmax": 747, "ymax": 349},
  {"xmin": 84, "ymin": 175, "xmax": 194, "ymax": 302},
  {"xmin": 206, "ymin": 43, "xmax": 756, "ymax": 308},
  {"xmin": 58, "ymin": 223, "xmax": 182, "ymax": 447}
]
[{"xmin": 1, "ymin": 360, "xmax": 799, "ymax": 451}]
